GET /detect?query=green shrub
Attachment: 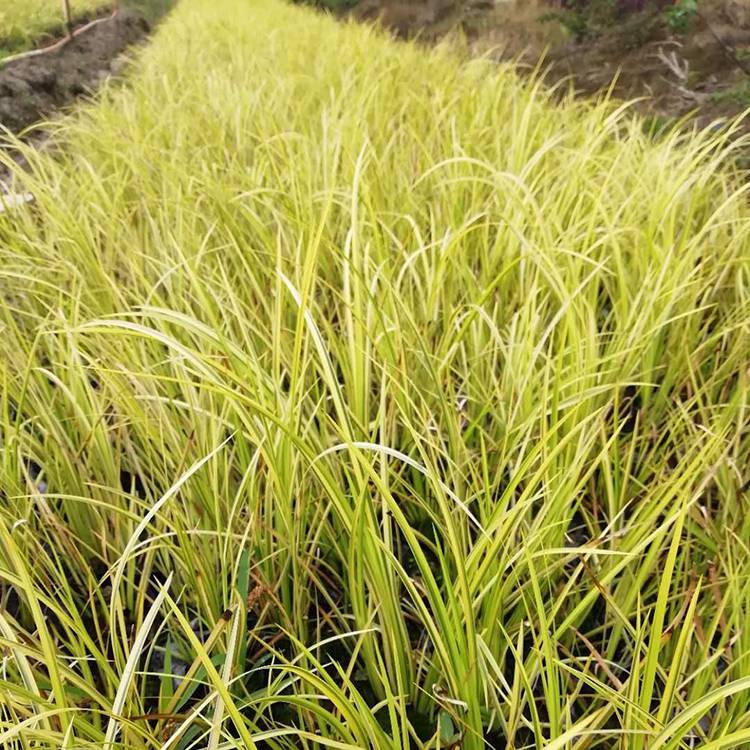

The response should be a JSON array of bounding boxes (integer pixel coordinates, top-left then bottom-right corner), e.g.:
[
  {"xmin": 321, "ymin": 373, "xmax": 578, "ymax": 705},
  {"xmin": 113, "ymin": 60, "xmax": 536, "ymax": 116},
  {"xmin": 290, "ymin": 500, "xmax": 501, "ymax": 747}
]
[{"xmin": 539, "ymin": 0, "xmax": 699, "ymax": 41}]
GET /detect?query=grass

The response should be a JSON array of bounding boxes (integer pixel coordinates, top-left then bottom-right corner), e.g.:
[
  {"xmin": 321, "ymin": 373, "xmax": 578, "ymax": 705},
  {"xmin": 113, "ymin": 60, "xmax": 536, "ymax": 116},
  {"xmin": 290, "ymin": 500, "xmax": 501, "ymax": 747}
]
[
  {"xmin": 712, "ymin": 80, "xmax": 750, "ymax": 110},
  {"xmin": 0, "ymin": 0, "xmax": 115, "ymax": 58},
  {"xmin": 0, "ymin": 0, "xmax": 750, "ymax": 747}
]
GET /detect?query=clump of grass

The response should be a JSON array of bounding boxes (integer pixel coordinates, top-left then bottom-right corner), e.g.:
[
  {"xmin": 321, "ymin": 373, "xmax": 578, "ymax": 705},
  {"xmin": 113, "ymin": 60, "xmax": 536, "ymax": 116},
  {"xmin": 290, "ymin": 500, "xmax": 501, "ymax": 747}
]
[{"xmin": 1, "ymin": 0, "xmax": 749, "ymax": 748}]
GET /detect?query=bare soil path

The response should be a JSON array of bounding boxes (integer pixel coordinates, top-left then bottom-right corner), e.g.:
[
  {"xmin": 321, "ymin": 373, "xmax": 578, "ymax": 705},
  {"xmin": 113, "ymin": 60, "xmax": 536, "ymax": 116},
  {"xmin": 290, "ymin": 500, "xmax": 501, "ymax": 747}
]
[{"xmin": 0, "ymin": 8, "xmax": 150, "ymax": 134}]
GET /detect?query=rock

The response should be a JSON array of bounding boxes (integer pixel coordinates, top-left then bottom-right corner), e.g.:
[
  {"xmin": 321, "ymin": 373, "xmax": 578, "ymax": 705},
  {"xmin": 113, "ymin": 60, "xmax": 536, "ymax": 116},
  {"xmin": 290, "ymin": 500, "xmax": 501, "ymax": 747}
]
[{"xmin": 0, "ymin": 191, "xmax": 34, "ymax": 212}]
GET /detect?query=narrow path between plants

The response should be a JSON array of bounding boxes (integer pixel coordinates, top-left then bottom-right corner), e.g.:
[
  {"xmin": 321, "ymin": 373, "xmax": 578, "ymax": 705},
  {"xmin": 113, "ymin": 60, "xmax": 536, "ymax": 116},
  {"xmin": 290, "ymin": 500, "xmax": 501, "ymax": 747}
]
[{"xmin": 0, "ymin": 9, "xmax": 150, "ymax": 134}]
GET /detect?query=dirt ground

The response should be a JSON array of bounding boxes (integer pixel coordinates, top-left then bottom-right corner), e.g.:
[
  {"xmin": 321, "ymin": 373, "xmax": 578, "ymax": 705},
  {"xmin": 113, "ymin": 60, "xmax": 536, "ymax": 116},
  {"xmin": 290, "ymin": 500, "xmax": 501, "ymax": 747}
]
[
  {"xmin": 0, "ymin": 9, "xmax": 151, "ymax": 134},
  {"xmin": 350, "ymin": 0, "xmax": 750, "ymax": 130}
]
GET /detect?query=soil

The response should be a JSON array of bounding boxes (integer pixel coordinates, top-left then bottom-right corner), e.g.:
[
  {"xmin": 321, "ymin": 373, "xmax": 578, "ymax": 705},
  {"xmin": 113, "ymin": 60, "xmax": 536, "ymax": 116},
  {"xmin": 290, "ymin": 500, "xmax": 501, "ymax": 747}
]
[
  {"xmin": 0, "ymin": 9, "xmax": 151, "ymax": 134},
  {"xmin": 349, "ymin": 0, "xmax": 750, "ymax": 130}
]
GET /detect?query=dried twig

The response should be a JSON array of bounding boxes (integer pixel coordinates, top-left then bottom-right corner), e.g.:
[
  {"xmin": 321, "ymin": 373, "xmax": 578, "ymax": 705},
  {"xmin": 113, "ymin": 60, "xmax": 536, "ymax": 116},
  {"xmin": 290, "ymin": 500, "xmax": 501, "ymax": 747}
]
[
  {"xmin": 62, "ymin": 0, "xmax": 74, "ymax": 39},
  {"xmin": 656, "ymin": 45, "xmax": 689, "ymax": 82}
]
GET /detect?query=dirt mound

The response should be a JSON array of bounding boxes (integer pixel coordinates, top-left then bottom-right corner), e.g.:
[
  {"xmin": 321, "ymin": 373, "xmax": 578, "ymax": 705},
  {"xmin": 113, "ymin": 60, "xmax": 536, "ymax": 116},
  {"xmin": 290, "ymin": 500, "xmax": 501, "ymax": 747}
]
[
  {"xmin": 349, "ymin": 0, "xmax": 750, "ymax": 130},
  {"xmin": 0, "ymin": 10, "xmax": 150, "ymax": 134}
]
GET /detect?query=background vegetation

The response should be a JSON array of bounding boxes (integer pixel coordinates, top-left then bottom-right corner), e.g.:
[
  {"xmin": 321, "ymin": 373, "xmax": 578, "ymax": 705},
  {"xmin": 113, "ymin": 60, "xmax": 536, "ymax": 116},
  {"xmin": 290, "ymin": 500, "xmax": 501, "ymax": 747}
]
[
  {"xmin": 0, "ymin": 0, "xmax": 171, "ymax": 58},
  {"xmin": 1, "ymin": 0, "xmax": 749, "ymax": 748},
  {"xmin": 0, "ymin": 0, "xmax": 111, "ymax": 57},
  {"xmin": 538, "ymin": 0, "xmax": 699, "ymax": 40}
]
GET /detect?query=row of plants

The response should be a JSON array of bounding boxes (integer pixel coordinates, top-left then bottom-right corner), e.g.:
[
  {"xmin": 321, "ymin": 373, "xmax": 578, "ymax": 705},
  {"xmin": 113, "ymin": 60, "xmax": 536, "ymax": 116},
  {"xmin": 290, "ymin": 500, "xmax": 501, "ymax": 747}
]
[{"xmin": 1, "ymin": 0, "xmax": 749, "ymax": 747}]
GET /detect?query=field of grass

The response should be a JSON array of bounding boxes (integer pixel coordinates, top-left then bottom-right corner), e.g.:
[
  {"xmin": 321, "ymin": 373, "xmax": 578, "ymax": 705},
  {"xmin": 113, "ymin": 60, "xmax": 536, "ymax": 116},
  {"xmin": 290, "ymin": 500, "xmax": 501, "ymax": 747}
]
[{"xmin": 1, "ymin": 0, "xmax": 750, "ymax": 747}]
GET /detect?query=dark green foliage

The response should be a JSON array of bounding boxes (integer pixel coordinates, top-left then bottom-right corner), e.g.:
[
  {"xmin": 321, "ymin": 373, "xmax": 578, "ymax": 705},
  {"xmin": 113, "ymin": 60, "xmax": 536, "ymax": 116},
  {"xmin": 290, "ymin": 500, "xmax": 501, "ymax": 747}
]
[
  {"xmin": 294, "ymin": 0, "xmax": 359, "ymax": 12},
  {"xmin": 539, "ymin": 0, "xmax": 699, "ymax": 42},
  {"xmin": 664, "ymin": 0, "xmax": 698, "ymax": 32}
]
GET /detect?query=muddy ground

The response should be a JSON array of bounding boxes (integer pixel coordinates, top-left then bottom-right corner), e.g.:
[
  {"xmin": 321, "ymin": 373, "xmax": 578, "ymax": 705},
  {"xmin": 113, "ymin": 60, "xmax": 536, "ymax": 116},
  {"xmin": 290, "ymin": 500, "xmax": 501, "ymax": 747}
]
[
  {"xmin": 350, "ymin": 0, "xmax": 750, "ymax": 130},
  {"xmin": 0, "ymin": 9, "xmax": 151, "ymax": 134}
]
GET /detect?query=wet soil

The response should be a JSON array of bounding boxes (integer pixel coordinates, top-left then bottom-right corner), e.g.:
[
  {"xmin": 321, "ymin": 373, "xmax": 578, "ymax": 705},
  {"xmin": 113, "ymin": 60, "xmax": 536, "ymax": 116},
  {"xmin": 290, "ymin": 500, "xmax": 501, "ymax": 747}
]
[{"xmin": 0, "ymin": 9, "xmax": 151, "ymax": 134}]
